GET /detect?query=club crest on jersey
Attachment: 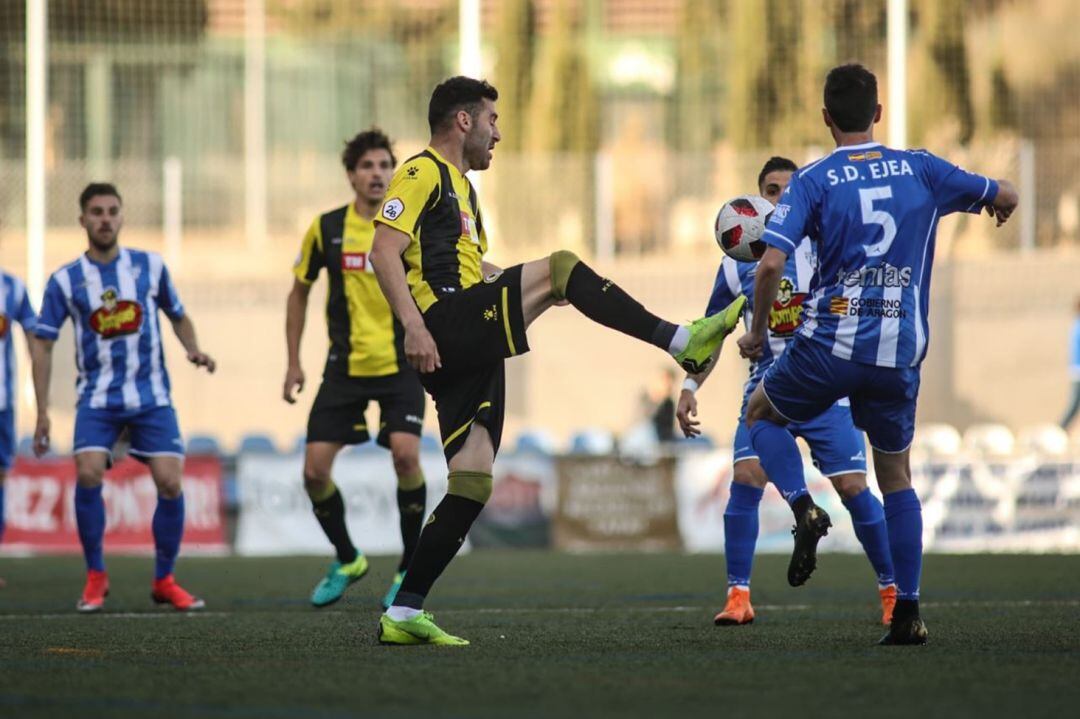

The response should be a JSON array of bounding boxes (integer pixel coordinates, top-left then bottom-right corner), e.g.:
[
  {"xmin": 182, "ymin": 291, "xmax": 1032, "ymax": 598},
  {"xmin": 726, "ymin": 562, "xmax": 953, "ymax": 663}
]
[
  {"xmin": 0, "ymin": 314, "xmax": 7, "ymax": 339},
  {"xmin": 89, "ymin": 288, "xmax": 143, "ymax": 339},
  {"xmin": 768, "ymin": 277, "xmax": 808, "ymax": 337}
]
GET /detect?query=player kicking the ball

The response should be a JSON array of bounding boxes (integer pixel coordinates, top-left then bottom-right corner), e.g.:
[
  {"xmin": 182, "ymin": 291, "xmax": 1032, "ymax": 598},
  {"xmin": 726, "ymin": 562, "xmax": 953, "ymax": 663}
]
[
  {"xmin": 369, "ymin": 76, "xmax": 746, "ymax": 645},
  {"xmin": 678, "ymin": 156, "xmax": 896, "ymax": 628},
  {"xmin": 32, "ymin": 183, "xmax": 216, "ymax": 613},
  {"xmin": 737, "ymin": 64, "xmax": 1018, "ymax": 645}
]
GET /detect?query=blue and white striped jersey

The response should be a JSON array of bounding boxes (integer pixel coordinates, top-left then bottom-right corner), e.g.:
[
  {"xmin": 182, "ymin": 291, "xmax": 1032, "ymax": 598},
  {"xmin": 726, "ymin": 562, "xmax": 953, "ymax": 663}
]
[
  {"xmin": 763, "ymin": 142, "xmax": 997, "ymax": 368},
  {"xmin": 35, "ymin": 248, "xmax": 185, "ymax": 410},
  {"xmin": 0, "ymin": 270, "xmax": 38, "ymax": 412},
  {"xmin": 707, "ymin": 238, "xmax": 816, "ymax": 404}
]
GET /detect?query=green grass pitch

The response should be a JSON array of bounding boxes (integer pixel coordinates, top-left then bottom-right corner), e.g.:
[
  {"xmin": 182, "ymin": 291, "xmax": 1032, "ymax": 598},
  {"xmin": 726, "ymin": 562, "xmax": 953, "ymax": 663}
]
[{"xmin": 1, "ymin": 552, "xmax": 1077, "ymax": 718}]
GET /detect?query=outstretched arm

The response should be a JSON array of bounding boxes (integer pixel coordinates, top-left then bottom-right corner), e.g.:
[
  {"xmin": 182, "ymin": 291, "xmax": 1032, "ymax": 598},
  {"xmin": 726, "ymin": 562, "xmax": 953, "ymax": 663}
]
[
  {"xmin": 737, "ymin": 247, "xmax": 785, "ymax": 361},
  {"xmin": 283, "ymin": 279, "xmax": 311, "ymax": 403},
  {"xmin": 676, "ymin": 345, "xmax": 724, "ymax": 438},
  {"xmin": 987, "ymin": 179, "xmax": 1019, "ymax": 226},
  {"xmin": 370, "ymin": 225, "xmax": 441, "ymax": 373},
  {"xmin": 170, "ymin": 314, "xmax": 216, "ymax": 373}
]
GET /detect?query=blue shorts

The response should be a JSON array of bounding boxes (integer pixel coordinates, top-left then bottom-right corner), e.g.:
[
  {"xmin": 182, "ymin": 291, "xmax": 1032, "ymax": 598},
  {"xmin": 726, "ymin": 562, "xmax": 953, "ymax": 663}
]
[
  {"xmin": 733, "ymin": 400, "xmax": 867, "ymax": 476},
  {"xmin": 74, "ymin": 405, "xmax": 184, "ymax": 461},
  {"xmin": 761, "ymin": 336, "xmax": 920, "ymax": 454},
  {"xmin": 0, "ymin": 409, "xmax": 14, "ymax": 470}
]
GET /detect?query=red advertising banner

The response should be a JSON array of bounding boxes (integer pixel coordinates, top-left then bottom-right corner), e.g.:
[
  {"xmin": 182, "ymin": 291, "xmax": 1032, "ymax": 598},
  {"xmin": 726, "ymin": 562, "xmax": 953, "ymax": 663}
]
[{"xmin": 1, "ymin": 456, "xmax": 227, "ymax": 555}]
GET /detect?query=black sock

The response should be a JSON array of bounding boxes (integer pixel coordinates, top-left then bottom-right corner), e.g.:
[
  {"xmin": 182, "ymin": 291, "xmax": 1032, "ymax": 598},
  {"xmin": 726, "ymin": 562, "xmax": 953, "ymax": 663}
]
[
  {"xmin": 892, "ymin": 598, "xmax": 920, "ymax": 622},
  {"xmin": 397, "ymin": 484, "xmax": 427, "ymax": 573},
  {"xmin": 564, "ymin": 262, "xmax": 678, "ymax": 350},
  {"xmin": 393, "ymin": 493, "xmax": 484, "ymax": 609},
  {"xmin": 312, "ymin": 488, "xmax": 358, "ymax": 564},
  {"xmin": 792, "ymin": 494, "xmax": 814, "ymax": 523}
]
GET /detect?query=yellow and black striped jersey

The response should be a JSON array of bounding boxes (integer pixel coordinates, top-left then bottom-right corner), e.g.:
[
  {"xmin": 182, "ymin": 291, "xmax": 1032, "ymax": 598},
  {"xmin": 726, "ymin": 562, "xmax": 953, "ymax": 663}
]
[
  {"xmin": 294, "ymin": 203, "xmax": 406, "ymax": 378},
  {"xmin": 374, "ymin": 147, "xmax": 488, "ymax": 313}
]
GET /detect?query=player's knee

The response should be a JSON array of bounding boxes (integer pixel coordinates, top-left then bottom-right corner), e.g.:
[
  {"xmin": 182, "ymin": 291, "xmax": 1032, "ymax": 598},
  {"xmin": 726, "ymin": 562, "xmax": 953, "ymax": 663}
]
[
  {"xmin": 733, "ymin": 463, "xmax": 768, "ymax": 489},
  {"xmin": 447, "ymin": 471, "xmax": 493, "ymax": 504},
  {"xmin": 392, "ymin": 452, "xmax": 422, "ymax": 485},
  {"xmin": 156, "ymin": 479, "xmax": 183, "ymax": 500},
  {"xmin": 830, "ymin": 472, "xmax": 867, "ymax": 499},
  {"xmin": 302, "ymin": 469, "xmax": 332, "ymax": 496},
  {"xmin": 75, "ymin": 466, "xmax": 105, "ymax": 488},
  {"xmin": 549, "ymin": 250, "xmax": 581, "ymax": 301}
]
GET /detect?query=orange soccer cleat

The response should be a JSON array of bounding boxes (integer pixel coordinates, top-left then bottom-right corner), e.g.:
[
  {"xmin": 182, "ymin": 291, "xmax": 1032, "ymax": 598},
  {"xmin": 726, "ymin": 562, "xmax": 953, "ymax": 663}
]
[
  {"xmin": 76, "ymin": 569, "xmax": 109, "ymax": 613},
  {"xmin": 151, "ymin": 574, "xmax": 206, "ymax": 612},
  {"xmin": 879, "ymin": 584, "xmax": 898, "ymax": 626},
  {"xmin": 713, "ymin": 586, "xmax": 755, "ymax": 626}
]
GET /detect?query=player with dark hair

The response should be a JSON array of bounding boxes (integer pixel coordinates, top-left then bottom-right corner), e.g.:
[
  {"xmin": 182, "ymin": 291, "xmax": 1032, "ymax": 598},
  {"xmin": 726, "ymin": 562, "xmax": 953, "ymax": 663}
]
[
  {"xmin": 738, "ymin": 63, "xmax": 1018, "ymax": 644},
  {"xmin": 369, "ymin": 76, "xmax": 746, "ymax": 645},
  {"xmin": 679, "ymin": 156, "xmax": 896, "ymax": 627},
  {"xmin": 32, "ymin": 183, "xmax": 216, "ymax": 612},
  {"xmin": 285, "ymin": 128, "xmax": 428, "ymax": 610}
]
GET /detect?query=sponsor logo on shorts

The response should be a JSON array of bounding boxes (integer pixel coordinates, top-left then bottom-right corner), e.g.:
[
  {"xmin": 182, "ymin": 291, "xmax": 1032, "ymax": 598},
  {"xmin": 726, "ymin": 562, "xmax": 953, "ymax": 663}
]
[
  {"xmin": 89, "ymin": 288, "xmax": 144, "ymax": 339},
  {"xmin": 483, "ymin": 304, "xmax": 499, "ymax": 322},
  {"xmin": 850, "ymin": 451, "xmax": 865, "ymax": 461},
  {"xmin": 405, "ymin": 414, "xmax": 423, "ymax": 425},
  {"xmin": 382, "ymin": 198, "xmax": 404, "ymax": 220}
]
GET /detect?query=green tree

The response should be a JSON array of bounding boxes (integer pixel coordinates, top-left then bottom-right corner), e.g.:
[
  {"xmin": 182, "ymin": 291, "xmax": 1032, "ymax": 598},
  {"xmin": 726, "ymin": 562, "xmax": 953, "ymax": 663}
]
[
  {"xmin": 494, "ymin": 0, "xmax": 535, "ymax": 151},
  {"xmin": 910, "ymin": 0, "xmax": 975, "ymax": 145}
]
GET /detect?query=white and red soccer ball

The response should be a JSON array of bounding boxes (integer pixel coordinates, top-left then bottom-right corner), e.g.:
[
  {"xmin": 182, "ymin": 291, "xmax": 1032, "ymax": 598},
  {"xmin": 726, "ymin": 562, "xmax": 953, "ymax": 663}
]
[{"xmin": 714, "ymin": 195, "xmax": 775, "ymax": 262}]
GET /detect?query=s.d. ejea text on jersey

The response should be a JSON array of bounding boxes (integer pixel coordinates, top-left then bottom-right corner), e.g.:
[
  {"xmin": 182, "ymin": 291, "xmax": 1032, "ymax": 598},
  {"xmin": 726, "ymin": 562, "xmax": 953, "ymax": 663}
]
[{"xmin": 764, "ymin": 143, "xmax": 997, "ymax": 369}]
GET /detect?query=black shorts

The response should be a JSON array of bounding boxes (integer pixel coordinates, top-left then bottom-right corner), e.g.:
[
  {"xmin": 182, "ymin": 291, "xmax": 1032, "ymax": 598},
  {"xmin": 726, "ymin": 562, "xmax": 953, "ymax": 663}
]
[
  {"xmin": 306, "ymin": 370, "xmax": 425, "ymax": 448},
  {"xmin": 421, "ymin": 264, "xmax": 530, "ymax": 461}
]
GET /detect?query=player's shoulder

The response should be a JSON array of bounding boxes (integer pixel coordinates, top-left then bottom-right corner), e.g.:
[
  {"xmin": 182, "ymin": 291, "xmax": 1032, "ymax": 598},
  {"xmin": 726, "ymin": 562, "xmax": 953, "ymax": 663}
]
[
  {"xmin": 0, "ymin": 268, "xmax": 25, "ymax": 289},
  {"xmin": 313, "ymin": 204, "xmax": 349, "ymax": 226},
  {"xmin": 48, "ymin": 256, "xmax": 84, "ymax": 283},
  {"xmin": 122, "ymin": 247, "xmax": 166, "ymax": 270},
  {"xmin": 394, "ymin": 152, "xmax": 442, "ymax": 184}
]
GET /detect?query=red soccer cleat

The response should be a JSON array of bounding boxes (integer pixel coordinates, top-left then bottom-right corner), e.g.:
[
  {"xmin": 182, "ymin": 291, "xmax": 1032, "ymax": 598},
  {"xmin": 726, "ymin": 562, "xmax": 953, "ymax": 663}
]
[
  {"xmin": 879, "ymin": 584, "xmax": 898, "ymax": 626},
  {"xmin": 714, "ymin": 586, "xmax": 755, "ymax": 626},
  {"xmin": 151, "ymin": 574, "xmax": 206, "ymax": 612},
  {"xmin": 77, "ymin": 569, "xmax": 109, "ymax": 613}
]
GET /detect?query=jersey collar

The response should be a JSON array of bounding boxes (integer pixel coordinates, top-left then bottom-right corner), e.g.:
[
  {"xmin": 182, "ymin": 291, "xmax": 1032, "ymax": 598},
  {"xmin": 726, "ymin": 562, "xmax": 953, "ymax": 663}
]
[{"xmin": 831, "ymin": 141, "xmax": 883, "ymax": 154}]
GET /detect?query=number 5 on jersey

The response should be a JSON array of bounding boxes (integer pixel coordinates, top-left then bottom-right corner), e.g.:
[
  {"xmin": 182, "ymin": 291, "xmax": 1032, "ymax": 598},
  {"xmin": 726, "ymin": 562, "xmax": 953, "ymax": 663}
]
[{"xmin": 860, "ymin": 186, "xmax": 896, "ymax": 258}]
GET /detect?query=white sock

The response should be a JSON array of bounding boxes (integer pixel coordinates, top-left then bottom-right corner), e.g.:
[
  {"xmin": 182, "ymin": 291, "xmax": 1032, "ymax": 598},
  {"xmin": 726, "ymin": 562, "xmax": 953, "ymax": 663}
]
[
  {"xmin": 667, "ymin": 325, "xmax": 690, "ymax": 355},
  {"xmin": 386, "ymin": 605, "xmax": 422, "ymax": 621}
]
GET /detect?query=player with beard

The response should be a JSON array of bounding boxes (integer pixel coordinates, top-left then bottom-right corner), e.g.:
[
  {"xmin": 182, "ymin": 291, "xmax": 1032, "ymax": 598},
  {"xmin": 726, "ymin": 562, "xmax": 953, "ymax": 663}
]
[
  {"xmin": 369, "ymin": 76, "xmax": 746, "ymax": 646},
  {"xmin": 32, "ymin": 183, "xmax": 216, "ymax": 612}
]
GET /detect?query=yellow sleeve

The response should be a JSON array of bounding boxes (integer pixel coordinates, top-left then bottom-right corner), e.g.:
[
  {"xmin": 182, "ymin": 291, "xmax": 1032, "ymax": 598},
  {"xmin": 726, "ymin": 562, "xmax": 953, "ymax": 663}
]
[
  {"xmin": 293, "ymin": 215, "xmax": 324, "ymax": 285},
  {"xmin": 374, "ymin": 157, "xmax": 441, "ymax": 240}
]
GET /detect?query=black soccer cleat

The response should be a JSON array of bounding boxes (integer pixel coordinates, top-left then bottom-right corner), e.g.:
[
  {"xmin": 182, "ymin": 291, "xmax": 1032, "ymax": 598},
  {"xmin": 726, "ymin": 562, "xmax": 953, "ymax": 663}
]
[
  {"xmin": 787, "ymin": 504, "xmax": 831, "ymax": 587},
  {"xmin": 879, "ymin": 615, "xmax": 929, "ymax": 646}
]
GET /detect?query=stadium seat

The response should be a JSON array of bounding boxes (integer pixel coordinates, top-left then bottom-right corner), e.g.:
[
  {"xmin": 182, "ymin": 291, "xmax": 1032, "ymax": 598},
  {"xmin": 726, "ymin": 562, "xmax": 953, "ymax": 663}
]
[
  {"xmin": 16, "ymin": 435, "xmax": 35, "ymax": 457},
  {"xmin": 187, "ymin": 434, "xmax": 223, "ymax": 456},
  {"xmin": 912, "ymin": 423, "xmax": 962, "ymax": 458},
  {"xmin": 962, "ymin": 423, "xmax": 1015, "ymax": 458},
  {"xmin": 1014, "ymin": 424, "xmax": 1070, "ymax": 456},
  {"xmin": 513, "ymin": 429, "xmax": 557, "ymax": 456},
  {"xmin": 238, "ymin": 434, "xmax": 277, "ymax": 455},
  {"xmin": 568, "ymin": 428, "xmax": 616, "ymax": 455}
]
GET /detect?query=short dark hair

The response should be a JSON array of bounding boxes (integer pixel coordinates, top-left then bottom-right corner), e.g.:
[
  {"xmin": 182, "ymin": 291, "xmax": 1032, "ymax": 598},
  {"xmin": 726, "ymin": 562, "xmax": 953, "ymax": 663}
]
[
  {"xmin": 427, "ymin": 76, "xmax": 499, "ymax": 134},
  {"xmin": 341, "ymin": 128, "xmax": 396, "ymax": 172},
  {"xmin": 757, "ymin": 156, "xmax": 798, "ymax": 189},
  {"xmin": 79, "ymin": 182, "xmax": 121, "ymax": 211},
  {"xmin": 824, "ymin": 63, "xmax": 878, "ymax": 133}
]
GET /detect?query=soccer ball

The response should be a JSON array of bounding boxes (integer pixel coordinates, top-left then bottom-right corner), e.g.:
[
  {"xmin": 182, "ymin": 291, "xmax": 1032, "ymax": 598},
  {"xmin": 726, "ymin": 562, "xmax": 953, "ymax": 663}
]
[{"xmin": 714, "ymin": 195, "xmax": 775, "ymax": 262}]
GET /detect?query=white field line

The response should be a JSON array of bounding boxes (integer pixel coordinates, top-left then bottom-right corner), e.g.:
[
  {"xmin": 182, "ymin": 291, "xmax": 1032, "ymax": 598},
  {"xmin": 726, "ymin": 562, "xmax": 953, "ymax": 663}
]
[{"xmin": 1, "ymin": 599, "xmax": 1076, "ymax": 621}]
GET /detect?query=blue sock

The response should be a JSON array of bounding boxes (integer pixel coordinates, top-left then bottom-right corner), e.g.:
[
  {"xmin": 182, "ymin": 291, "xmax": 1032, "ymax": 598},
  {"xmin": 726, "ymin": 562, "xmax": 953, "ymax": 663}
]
[
  {"xmin": 883, "ymin": 488, "xmax": 923, "ymax": 601},
  {"xmin": 748, "ymin": 420, "xmax": 808, "ymax": 505},
  {"xmin": 152, "ymin": 494, "xmax": 185, "ymax": 580},
  {"xmin": 724, "ymin": 483, "xmax": 763, "ymax": 587},
  {"xmin": 843, "ymin": 488, "xmax": 896, "ymax": 587},
  {"xmin": 74, "ymin": 485, "xmax": 106, "ymax": 572}
]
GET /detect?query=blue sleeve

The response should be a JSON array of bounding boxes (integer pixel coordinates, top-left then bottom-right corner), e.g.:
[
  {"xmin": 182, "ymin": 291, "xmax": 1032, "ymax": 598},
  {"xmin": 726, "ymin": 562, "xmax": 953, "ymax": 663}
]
[
  {"xmin": 763, "ymin": 174, "xmax": 813, "ymax": 256},
  {"xmin": 16, "ymin": 288, "xmax": 37, "ymax": 332},
  {"xmin": 34, "ymin": 276, "xmax": 68, "ymax": 340},
  {"xmin": 158, "ymin": 264, "xmax": 185, "ymax": 319},
  {"xmin": 923, "ymin": 152, "xmax": 998, "ymax": 216},
  {"xmin": 704, "ymin": 262, "xmax": 737, "ymax": 316}
]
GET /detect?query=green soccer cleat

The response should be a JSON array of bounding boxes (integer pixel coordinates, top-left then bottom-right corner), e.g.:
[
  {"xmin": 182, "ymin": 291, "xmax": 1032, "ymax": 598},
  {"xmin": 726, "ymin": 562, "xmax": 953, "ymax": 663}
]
[
  {"xmin": 381, "ymin": 571, "xmax": 405, "ymax": 611},
  {"xmin": 378, "ymin": 611, "xmax": 469, "ymax": 646},
  {"xmin": 310, "ymin": 554, "xmax": 369, "ymax": 608},
  {"xmin": 675, "ymin": 296, "xmax": 747, "ymax": 374}
]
